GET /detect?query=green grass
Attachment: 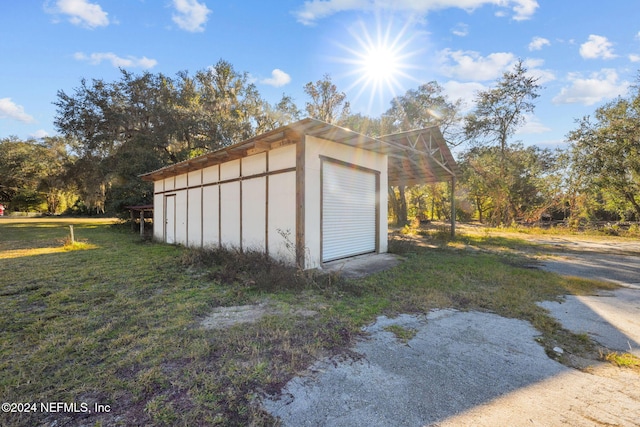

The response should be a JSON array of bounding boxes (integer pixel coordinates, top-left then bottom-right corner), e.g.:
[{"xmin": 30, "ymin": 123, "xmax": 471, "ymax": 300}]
[
  {"xmin": 384, "ymin": 325, "xmax": 418, "ymax": 344},
  {"xmin": 0, "ymin": 218, "xmax": 623, "ymax": 426}
]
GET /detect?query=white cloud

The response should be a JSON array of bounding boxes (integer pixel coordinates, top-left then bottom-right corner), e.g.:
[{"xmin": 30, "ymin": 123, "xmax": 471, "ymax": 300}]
[
  {"xmin": 31, "ymin": 129, "xmax": 50, "ymax": 139},
  {"xmin": 0, "ymin": 98, "xmax": 35, "ymax": 123},
  {"xmin": 451, "ymin": 23, "xmax": 469, "ymax": 37},
  {"xmin": 50, "ymin": 0, "xmax": 109, "ymax": 29},
  {"xmin": 74, "ymin": 52, "xmax": 157, "ymax": 68},
  {"xmin": 528, "ymin": 36, "xmax": 550, "ymax": 51},
  {"xmin": 552, "ymin": 69, "xmax": 629, "ymax": 106},
  {"xmin": 510, "ymin": 0, "xmax": 538, "ymax": 21},
  {"xmin": 294, "ymin": 0, "xmax": 538, "ymax": 25},
  {"xmin": 260, "ymin": 69, "xmax": 291, "ymax": 87},
  {"xmin": 522, "ymin": 58, "xmax": 555, "ymax": 84},
  {"xmin": 172, "ymin": 0, "xmax": 211, "ymax": 32},
  {"xmin": 516, "ymin": 114, "xmax": 551, "ymax": 134},
  {"xmin": 579, "ymin": 35, "xmax": 617, "ymax": 60},
  {"xmin": 630, "ymin": 54, "xmax": 640, "ymax": 63},
  {"xmin": 442, "ymin": 80, "xmax": 486, "ymax": 111},
  {"xmin": 438, "ymin": 49, "xmax": 517, "ymax": 81}
]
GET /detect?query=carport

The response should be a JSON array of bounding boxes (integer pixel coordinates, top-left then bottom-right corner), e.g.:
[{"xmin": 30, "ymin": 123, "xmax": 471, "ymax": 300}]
[{"xmin": 381, "ymin": 127, "xmax": 460, "ymax": 236}]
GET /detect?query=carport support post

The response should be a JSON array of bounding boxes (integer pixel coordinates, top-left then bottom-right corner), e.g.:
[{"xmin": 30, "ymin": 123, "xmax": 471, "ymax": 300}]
[
  {"xmin": 450, "ymin": 176, "xmax": 456, "ymax": 238},
  {"xmin": 130, "ymin": 209, "xmax": 135, "ymax": 232},
  {"xmin": 140, "ymin": 210, "xmax": 145, "ymax": 237}
]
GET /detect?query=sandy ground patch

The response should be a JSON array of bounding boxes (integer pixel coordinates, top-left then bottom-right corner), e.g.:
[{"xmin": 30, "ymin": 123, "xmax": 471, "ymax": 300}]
[{"xmin": 201, "ymin": 302, "xmax": 317, "ymax": 329}]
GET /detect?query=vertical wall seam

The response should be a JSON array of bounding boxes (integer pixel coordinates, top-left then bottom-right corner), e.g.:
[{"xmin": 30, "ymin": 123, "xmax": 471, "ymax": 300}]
[
  {"xmin": 218, "ymin": 164, "xmax": 222, "ymax": 248},
  {"xmin": 186, "ymin": 172, "xmax": 189, "ymax": 247},
  {"xmin": 200, "ymin": 168, "xmax": 204, "ymax": 248},
  {"xmin": 239, "ymin": 158, "xmax": 243, "ymax": 252},
  {"xmin": 295, "ymin": 137, "xmax": 305, "ymax": 268},
  {"xmin": 265, "ymin": 151, "xmax": 269, "ymax": 256},
  {"xmin": 375, "ymin": 171, "xmax": 380, "ymax": 253}
]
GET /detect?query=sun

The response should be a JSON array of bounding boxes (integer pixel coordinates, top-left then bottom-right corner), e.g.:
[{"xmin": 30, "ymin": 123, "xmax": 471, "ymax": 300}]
[
  {"xmin": 361, "ymin": 44, "xmax": 401, "ymax": 84},
  {"xmin": 334, "ymin": 18, "xmax": 422, "ymax": 112}
]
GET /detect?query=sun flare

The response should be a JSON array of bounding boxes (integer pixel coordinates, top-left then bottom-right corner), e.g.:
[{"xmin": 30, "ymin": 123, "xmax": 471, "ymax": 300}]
[
  {"xmin": 334, "ymin": 18, "xmax": 422, "ymax": 112},
  {"xmin": 362, "ymin": 45, "xmax": 401, "ymax": 84}
]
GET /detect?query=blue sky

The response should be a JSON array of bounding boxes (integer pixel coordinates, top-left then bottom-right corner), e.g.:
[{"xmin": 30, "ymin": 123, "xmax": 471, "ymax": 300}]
[{"xmin": 1, "ymin": 0, "xmax": 639, "ymax": 150}]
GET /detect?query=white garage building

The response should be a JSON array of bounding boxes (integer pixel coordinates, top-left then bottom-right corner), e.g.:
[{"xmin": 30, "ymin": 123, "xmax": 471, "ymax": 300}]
[{"xmin": 141, "ymin": 118, "xmax": 458, "ymax": 269}]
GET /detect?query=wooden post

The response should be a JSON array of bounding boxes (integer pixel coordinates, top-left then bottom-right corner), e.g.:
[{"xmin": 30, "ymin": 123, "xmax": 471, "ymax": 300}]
[
  {"xmin": 140, "ymin": 210, "xmax": 145, "ymax": 237},
  {"xmin": 130, "ymin": 209, "xmax": 135, "ymax": 232},
  {"xmin": 295, "ymin": 138, "xmax": 305, "ymax": 269},
  {"xmin": 69, "ymin": 225, "xmax": 75, "ymax": 243},
  {"xmin": 450, "ymin": 176, "xmax": 456, "ymax": 238}
]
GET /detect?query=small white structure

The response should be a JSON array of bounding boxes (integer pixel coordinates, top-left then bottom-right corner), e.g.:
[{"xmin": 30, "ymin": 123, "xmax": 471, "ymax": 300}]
[{"xmin": 141, "ymin": 118, "xmax": 457, "ymax": 269}]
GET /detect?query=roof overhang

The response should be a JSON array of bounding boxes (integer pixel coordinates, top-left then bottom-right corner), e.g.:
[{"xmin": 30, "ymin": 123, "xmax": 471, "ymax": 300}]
[
  {"xmin": 140, "ymin": 118, "xmax": 458, "ymax": 186},
  {"xmin": 380, "ymin": 127, "xmax": 460, "ymax": 186}
]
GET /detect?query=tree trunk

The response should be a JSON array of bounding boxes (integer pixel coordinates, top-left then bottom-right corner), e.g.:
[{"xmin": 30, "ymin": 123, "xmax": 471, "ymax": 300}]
[
  {"xmin": 475, "ymin": 196, "xmax": 483, "ymax": 223},
  {"xmin": 388, "ymin": 186, "xmax": 408, "ymax": 226},
  {"xmin": 625, "ymin": 191, "xmax": 640, "ymax": 220},
  {"xmin": 397, "ymin": 186, "xmax": 408, "ymax": 226}
]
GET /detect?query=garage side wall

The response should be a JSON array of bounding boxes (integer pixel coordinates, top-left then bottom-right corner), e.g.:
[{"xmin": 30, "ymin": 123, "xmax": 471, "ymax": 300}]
[
  {"xmin": 151, "ymin": 144, "xmax": 297, "ymax": 265},
  {"xmin": 153, "ymin": 180, "xmax": 164, "ymax": 241},
  {"xmin": 303, "ymin": 136, "xmax": 388, "ymax": 269}
]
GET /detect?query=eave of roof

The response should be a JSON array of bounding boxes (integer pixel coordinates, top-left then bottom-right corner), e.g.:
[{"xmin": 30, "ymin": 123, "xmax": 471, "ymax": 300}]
[
  {"xmin": 140, "ymin": 118, "xmax": 458, "ymax": 186},
  {"xmin": 380, "ymin": 127, "xmax": 460, "ymax": 186}
]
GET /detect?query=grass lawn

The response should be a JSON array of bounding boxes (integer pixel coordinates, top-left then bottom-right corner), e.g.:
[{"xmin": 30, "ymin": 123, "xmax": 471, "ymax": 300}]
[{"xmin": 0, "ymin": 218, "xmax": 622, "ymax": 426}]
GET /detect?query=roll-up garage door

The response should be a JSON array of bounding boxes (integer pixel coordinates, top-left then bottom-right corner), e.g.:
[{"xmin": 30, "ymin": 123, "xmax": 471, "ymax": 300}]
[{"xmin": 322, "ymin": 161, "xmax": 377, "ymax": 262}]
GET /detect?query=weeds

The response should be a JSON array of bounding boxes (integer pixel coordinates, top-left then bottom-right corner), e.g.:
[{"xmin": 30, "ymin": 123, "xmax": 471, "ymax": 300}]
[
  {"xmin": 179, "ymin": 245, "xmax": 355, "ymax": 296},
  {"xmin": 600, "ymin": 350, "xmax": 640, "ymax": 373},
  {"xmin": 384, "ymin": 325, "xmax": 418, "ymax": 344}
]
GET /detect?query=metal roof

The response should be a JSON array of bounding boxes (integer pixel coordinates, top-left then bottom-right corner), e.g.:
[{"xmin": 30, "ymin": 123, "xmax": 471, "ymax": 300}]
[
  {"xmin": 140, "ymin": 118, "xmax": 458, "ymax": 185},
  {"xmin": 381, "ymin": 127, "xmax": 460, "ymax": 186}
]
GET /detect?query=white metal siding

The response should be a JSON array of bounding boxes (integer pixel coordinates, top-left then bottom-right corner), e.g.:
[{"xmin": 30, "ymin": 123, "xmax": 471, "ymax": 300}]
[
  {"xmin": 164, "ymin": 195, "xmax": 176, "ymax": 244},
  {"xmin": 174, "ymin": 190, "xmax": 187, "ymax": 245},
  {"xmin": 154, "ymin": 193, "xmax": 164, "ymax": 241},
  {"xmin": 187, "ymin": 187, "xmax": 202, "ymax": 247},
  {"xmin": 322, "ymin": 161, "xmax": 376, "ymax": 262},
  {"xmin": 202, "ymin": 185, "xmax": 219, "ymax": 246},
  {"xmin": 220, "ymin": 182, "xmax": 241, "ymax": 248},
  {"xmin": 268, "ymin": 171, "xmax": 296, "ymax": 264},
  {"xmin": 242, "ymin": 177, "xmax": 266, "ymax": 250}
]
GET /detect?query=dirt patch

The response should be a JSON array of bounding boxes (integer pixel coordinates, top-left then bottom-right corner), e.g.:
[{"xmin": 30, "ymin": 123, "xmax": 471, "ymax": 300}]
[{"xmin": 201, "ymin": 302, "xmax": 317, "ymax": 330}]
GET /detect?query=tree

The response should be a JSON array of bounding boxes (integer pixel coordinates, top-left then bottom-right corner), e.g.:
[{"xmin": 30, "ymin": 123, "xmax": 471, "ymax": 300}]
[
  {"xmin": 252, "ymin": 94, "xmax": 301, "ymax": 134},
  {"xmin": 461, "ymin": 60, "xmax": 542, "ymax": 225},
  {"xmin": 0, "ymin": 136, "xmax": 77, "ymax": 213},
  {"xmin": 303, "ymin": 74, "xmax": 350, "ymax": 124},
  {"xmin": 460, "ymin": 144, "xmax": 560, "ymax": 225},
  {"xmin": 37, "ymin": 136, "xmax": 77, "ymax": 214},
  {"xmin": 0, "ymin": 137, "xmax": 44, "ymax": 209},
  {"xmin": 383, "ymin": 82, "xmax": 463, "ymax": 226},
  {"xmin": 567, "ymin": 81, "xmax": 640, "ymax": 220},
  {"xmin": 54, "ymin": 60, "xmax": 287, "ymax": 213},
  {"xmin": 464, "ymin": 60, "xmax": 540, "ymax": 156},
  {"xmin": 385, "ymin": 81, "xmax": 463, "ymax": 143}
]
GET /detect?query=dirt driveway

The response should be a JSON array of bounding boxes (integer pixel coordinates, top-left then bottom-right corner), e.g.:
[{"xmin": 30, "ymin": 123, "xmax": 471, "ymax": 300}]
[{"xmin": 263, "ymin": 234, "xmax": 640, "ymax": 426}]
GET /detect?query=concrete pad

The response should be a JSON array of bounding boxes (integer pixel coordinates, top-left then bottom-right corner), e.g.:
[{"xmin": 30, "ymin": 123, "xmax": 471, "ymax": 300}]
[
  {"xmin": 538, "ymin": 289, "xmax": 640, "ymax": 356},
  {"xmin": 263, "ymin": 311, "xmax": 568, "ymax": 426},
  {"xmin": 321, "ymin": 253, "xmax": 402, "ymax": 278},
  {"xmin": 540, "ymin": 252, "xmax": 640, "ymax": 289},
  {"xmin": 434, "ymin": 363, "xmax": 640, "ymax": 427},
  {"xmin": 538, "ymin": 248, "xmax": 640, "ymax": 356}
]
